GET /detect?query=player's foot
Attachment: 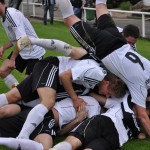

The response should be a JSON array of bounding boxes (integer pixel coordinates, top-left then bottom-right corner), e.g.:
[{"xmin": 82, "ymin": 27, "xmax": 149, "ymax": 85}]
[{"xmin": 17, "ymin": 36, "xmax": 31, "ymax": 51}]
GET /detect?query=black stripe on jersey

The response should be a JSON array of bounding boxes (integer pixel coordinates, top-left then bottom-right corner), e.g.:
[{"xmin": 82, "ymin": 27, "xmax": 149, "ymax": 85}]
[
  {"xmin": 70, "ymin": 26, "xmax": 95, "ymax": 54},
  {"xmin": 46, "ymin": 66, "xmax": 58, "ymax": 87},
  {"xmin": 6, "ymin": 10, "xmax": 17, "ymax": 27},
  {"xmin": 56, "ymin": 89, "xmax": 85, "ymax": 100},
  {"xmin": 84, "ymin": 77, "xmax": 99, "ymax": 85}
]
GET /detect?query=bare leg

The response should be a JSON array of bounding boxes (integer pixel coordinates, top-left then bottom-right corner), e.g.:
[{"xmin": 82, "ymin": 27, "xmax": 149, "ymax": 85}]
[
  {"xmin": 0, "ymin": 59, "xmax": 19, "ymax": 89},
  {"xmin": 96, "ymin": 0, "xmax": 108, "ymax": 19},
  {"xmin": 51, "ymin": 136, "xmax": 82, "ymax": 150},
  {"xmin": 0, "ymin": 104, "xmax": 21, "ymax": 119},
  {"xmin": 34, "ymin": 133, "xmax": 53, "ymax": 149}
]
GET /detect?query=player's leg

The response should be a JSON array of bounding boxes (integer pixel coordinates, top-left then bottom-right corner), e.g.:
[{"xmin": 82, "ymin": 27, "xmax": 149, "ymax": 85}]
[
  {"xmin": 96, "ymin": 0, "xmax": 108, "ymax": 19},
  {"xmin": 0, "ymin": 104, "xmax": 21, "ymax": 119},
  {"xmin": 0, "ymin": 138, "xmax": 43, "ymax": 150},
  {"xmin": 34, "ymin": 133, "xmax": 53, "ymax": 150},
  {"xmin": 17, "ymin": 37, "xmax": 87, "ymax": 59},
  {"xmin": 0, "ymin": 87, "xmax": 21, "ymax": 107},
  {"xmin": 50, "ymin": 140, "xmax": 73, "ymax": 150},
  {"xmin": 55, "ymin": 0, "xmax": 80, "ymax": 28},
  {"xmin": 0, "ymin": 59, "xmax": 18, "ymax": 89},
  {"xmin": 17, "ymin": 58, "xmax": 58, "ymax": 139}
]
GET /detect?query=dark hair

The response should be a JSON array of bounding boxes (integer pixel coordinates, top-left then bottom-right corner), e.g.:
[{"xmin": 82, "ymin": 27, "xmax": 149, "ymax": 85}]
[
  {"xmin": 123, "ymin": 24, "xmax": 140, "ymax": 39},
  {"xmin": 0, "ymin": 0, "xmax": 5, "ymax": 4},
  {"xmin": 105, "ymin": 73, "xmax": 127, "ymax": 98}
]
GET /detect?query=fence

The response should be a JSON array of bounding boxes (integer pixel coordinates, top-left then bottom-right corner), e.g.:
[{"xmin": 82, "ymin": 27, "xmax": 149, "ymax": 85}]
[
  {"xmin": 83, "ymin": 7, "xmax": 150, "ymax": 38},
  {"xmin": 21, "ymin": 2, "xmax": 150, "ymax": 38}
]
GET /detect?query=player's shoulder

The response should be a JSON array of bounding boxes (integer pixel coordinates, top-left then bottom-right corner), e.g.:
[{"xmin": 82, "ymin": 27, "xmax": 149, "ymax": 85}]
[{"xmin": 6, "ymin": 7, "xmax": 21, "ymax": 17}]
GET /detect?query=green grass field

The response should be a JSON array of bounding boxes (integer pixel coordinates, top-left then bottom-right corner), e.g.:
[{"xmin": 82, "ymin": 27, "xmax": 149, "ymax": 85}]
[{"xmin": 0, "ymin": 19, "xmax": 150, "ymax": 150}]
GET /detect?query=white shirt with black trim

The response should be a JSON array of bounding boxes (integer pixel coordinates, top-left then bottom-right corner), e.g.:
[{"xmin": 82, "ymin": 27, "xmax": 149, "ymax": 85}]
[
  {"xmin": 54, "ymin": 96, "xmax": 101, "ymax": 129},
  {"xmin": 1, "ymin": 7, "xmax": 45, "ymax": 59},
  {"xmin": 102, "ymin": 92, "xmax": 140, "ymax": 146},
  {"xmin": 102, "ymin": 44, "xmax": 150, "ymax": 108},
  {"xmin": 58, "ymin": 56, "xmax": 107, "ymax": 92}
]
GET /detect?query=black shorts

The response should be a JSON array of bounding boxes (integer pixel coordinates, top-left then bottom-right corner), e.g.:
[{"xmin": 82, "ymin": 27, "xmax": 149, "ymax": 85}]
[
  {"xmin": 70, "ymin": 115, "xmax": 120, "ymax": 150},
  {"xmin": 70, "ymin": 14, "xmax": 126, "ymax": 61},
  {"xmin": 0, "ymin": 107, "xmax": 56, "ymax": 140},
  {"xmin": 17, "ymin": 56, "xmax": 86, "ymax": 102},
  {"xmin": 8, "ymin": 52, "xmax": 42, "ymax": 75},
  {"xmin": 17, "ymin": 56, "xmax": 60, "ymax": 102}
]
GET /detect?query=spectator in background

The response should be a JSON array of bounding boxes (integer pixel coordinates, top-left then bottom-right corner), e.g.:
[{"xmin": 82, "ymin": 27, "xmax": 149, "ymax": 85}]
[
  {"xmin": 42, "ymin": 0, "xmax": 56, "ymax": 25},
  {"xmin": 71, "ymin": 0, "xmax": 84, "ymax": 19},
  {"xmin": 8, "ymin": 0, "xmax": 23, "ymax": 10}
]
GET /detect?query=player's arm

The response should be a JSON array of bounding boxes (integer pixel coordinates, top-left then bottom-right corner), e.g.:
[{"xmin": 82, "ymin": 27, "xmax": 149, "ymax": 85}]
[
  {"xmin": 0, "ymin": 41, "xmax": 13, "ymax": 59},
  {"xmin": 57, "ymin": 103, "xmax": 87, "ymax": 136},
  {"xmin": 8, "ymin": 43, "xmax": 20, "ymax": 69},
  {"xmin": 59, "ymin": 69, "xmax": 85, "ymax": 111},
  {"xmin": 135, "ymin": 104, "xmax": 150, "ymax": 136}
]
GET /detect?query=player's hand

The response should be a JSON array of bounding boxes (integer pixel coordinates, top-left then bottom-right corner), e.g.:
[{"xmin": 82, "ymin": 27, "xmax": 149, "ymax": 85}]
[
  {"xmin": 73, "ymin": 97, "xmax": 86, "ymax": 112},
  {"xmin": 8, "ymin": 59, "xmax": 16, "ymax": 69},
  {"xmin": 138, "ymin": 132, "xmax": 146, "ymax": 139},
  {"xmin": 0, "ymin": 46, "xmax": 4, "ymax": 59},
  {"xmin": 76, "ymin": 102, "xmax": 87, "ymax": 123}
]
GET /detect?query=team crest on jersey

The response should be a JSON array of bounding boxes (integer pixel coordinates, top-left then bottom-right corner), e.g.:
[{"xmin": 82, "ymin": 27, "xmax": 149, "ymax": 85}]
[{"xmin": 48, "ymin": 119, "xmax": 55, "ymax": 128}]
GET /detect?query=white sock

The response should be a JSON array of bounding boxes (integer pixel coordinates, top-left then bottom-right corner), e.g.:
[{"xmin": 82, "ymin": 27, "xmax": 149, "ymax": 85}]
[
  {"xmin": 18, "ymin": 104, "xmax": 48, "ymax": 139},
  {"xmin": 0, "ymin": 137, "xmax": 43, "ymax": 150},
  {"xmin": 0, "ymin": 94, "xmax": 8, "ymax": 107},
  {"xmin": 3, "ymin": 74, "xmax": 19, "ymax": 89},
  {"xmin": 51, "ymin": 142, "xmax": 72, "ymax": 150},
  {"xmin": 55, "ymin": 0, "xmax": 74, "ymax": 18},
  {"xmin": 30, "ymin": 38, "xmax": 72, "ymax": 56},
  {"xmin": 96, "ymin": 0, "xmax": 107, "ymax": 5}
]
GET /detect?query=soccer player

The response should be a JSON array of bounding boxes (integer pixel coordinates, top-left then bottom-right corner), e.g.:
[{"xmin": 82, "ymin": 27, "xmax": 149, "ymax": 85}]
[
  {"xmin": 0, "ymin": 55, "xmax": 126, "ymax": 140},
  {"xmin": 36, "ymin": 0, "xmax": 150, "ymax": 136},
  {"xmin": 117, "ymin": 24, "xmax": 140, "ymax": 51},
  {"xmin": 0, "ymin": 95, "xmax": 101, "ymax": 150},
  {"xmin": 17, "ymin": 0, "xmax": 150, "ymax": 137},
  {"xmin": 0, "ymin": 0, "xmax": 45, "ymax": 89},
  {"xmin": 50, "ymin": 92, "xmax": 146, "ymax": 150}
]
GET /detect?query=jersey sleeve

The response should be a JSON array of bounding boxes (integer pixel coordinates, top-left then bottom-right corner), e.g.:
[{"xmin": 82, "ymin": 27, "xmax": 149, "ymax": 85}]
[
  {"xmin": 7, "ymin": 9, "xmax": 27, "ymax": 40},
  {"xmin": 71, "ymin": 65, "xmax": 107, "ymax": 89},
  {"xmin": 130, "ymin": 85, "xmax": 147, "ymax": 108}
]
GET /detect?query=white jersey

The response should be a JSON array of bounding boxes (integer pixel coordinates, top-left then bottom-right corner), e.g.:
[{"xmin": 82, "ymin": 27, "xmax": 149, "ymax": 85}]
[
  {"xmin": 1, "ymin": 8, "xmax": 45, "ymax": 59},
  {"xmin": 102, "ymin": 44, "xmax": 150, "ymax": 108},
  {"xmin": 104, "ymin": 96, "xmax": 123, "ymax": 109},
  {"xmin": 58, "ymin": 56, "xmax": 107, "ymax": 91},
  {"xmin": 53, "ymin": 96, "xmax": 101, "ymax": 128},
  {"xmin": 102, "ymin": 92, "xmax": 140, "ymax": 146}
]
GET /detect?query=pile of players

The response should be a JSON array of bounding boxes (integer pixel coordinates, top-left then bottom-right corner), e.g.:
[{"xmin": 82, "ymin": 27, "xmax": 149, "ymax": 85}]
[{"xmin": 0, "ymin": 0, "xmax": 149, "ymax": 149}]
